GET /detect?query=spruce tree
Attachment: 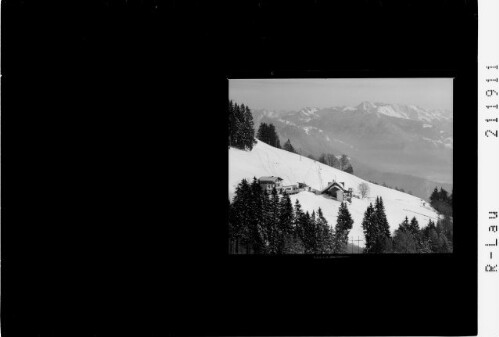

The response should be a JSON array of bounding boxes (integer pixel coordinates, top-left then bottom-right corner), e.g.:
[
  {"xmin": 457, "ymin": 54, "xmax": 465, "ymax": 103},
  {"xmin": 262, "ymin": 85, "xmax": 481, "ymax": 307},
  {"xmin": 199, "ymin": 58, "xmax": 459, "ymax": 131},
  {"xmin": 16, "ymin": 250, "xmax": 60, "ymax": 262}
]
[
  {"xmin": 300, "ymin": 211, "xmax": 315, "ymax": 254},
  {"xmin": 256, "ymin": 123, "xmax": 267, "ymax": 143},
  {"xmin": 228, "ymin": 100, "xmax": 235, "ymax": 147},
  {"xmin": 294, "ymin": 199, "xmax": 304, "ymax": 240},
  {"xmin": 249, "ymin": 177, "xmax": 266, "ymax": 253},
  {"xmin": 310, "ymin": 210, "xmax": 319, "ymax": 253},
  {"xmin": 409, "ymin": 217, "xmax": 420, "ymax": 234},
  {"xmin": 260, "ymin": 188, "xmax": 271, "ymax": 253},
  {"xmin": 362, "ymin": 203, "xmax": 376, "ymax": 253},
  {"xmin": 283, "ymin": 139, "xmax": 296, "ymax": 153},
  {"xmin": 430, "ymin": 187, "xmax": 439, "ymax": 204},
  {"xmin": 233, "ymin": 103, "xmax": 245, "ymax": 149},
  {"xmin": 242, "ymin": 104, "xmax": 256, "ymax": 150},
  {"xmin": 266, "ymin": 187, "xmax": 281, "ymax": 254},
  {"xmin": 316, "ymin": 207, "xmax": 332, "ymax": 253},
  {"xmin": 268, "ymin": 124, "xmax": 280, "ymax": 148},
  {"xmin": 374, "ymin": 197, "xmax": 391, "ymax": 238},
  {"xmin": 231, "ymin": 179, "xmax": 253, "ymax": 253},
  {"xmin": 427, "ymin": 226, "xmax": 440, "ymax": 252},
  {"xmin": 277, "ymin": 193, "xmax": 294, "ymax": 253},
  {"xmin": 365, "ymin": 197, "xmax": 392, "ymax": 253},
  {"xmin": 333, "ymin": 202, "xmax": 354, "ymax": 253},
  {"xmin": 393, "ymin": 228, "xmax": 417, "ymax": 253}
]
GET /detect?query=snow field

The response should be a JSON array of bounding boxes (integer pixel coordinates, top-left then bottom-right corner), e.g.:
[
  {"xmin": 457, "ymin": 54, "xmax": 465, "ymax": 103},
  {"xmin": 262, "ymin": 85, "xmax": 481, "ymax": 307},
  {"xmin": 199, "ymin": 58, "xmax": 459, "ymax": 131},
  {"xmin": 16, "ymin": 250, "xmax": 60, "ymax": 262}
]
[{"xmin": 229, "ymin": 140, "xmax": 440, "ymax": 247}]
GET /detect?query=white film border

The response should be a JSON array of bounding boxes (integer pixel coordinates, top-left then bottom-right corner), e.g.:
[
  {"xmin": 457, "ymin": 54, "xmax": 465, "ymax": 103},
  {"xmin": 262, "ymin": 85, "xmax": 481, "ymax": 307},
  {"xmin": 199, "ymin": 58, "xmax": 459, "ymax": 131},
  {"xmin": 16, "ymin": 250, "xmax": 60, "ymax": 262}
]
[{"xmin": 478, "ymin": 0, "xmax": 499, "ymax": 336}]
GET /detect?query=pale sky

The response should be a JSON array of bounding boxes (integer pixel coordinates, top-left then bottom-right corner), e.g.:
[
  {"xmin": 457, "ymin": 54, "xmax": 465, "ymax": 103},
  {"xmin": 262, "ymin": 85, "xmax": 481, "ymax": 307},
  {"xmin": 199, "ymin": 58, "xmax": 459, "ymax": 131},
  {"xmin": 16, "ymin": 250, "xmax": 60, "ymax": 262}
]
[{"xmin": 229, "ymin": 78, "xmax": 453, "ymax": 111}]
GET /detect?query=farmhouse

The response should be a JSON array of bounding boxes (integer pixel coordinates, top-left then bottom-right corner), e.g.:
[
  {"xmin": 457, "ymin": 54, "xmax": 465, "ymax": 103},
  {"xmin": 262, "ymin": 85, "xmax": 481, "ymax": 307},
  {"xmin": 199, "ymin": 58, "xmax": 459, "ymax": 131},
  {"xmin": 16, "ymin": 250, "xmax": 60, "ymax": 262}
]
[
  {"xmin": 320, "ymin": 181, "xmax": 352, "ymax": 202},
  {"xmin": 298, "ymin": 182, "xmax": 311, "ymax": 192},
  {"xmin": 282, "ymin": 184, "xmax": 299, "ymax": 194},
  {"xmin": 258, "ymin": 176, "xmax": 283, "ymax": 193}
]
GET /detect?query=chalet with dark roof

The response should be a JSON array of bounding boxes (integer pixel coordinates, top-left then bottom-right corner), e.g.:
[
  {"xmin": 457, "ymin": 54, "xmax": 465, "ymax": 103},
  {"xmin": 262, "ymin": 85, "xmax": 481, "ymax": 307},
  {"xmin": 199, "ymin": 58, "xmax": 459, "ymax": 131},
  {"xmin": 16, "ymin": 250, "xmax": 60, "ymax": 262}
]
[
  {"xmin": 258, "ymin": 176, "xmax": 283, "ymax": 193},
  {"xmin": 320, "ymin": 181, "xmax": 352, "ymax": 202}
]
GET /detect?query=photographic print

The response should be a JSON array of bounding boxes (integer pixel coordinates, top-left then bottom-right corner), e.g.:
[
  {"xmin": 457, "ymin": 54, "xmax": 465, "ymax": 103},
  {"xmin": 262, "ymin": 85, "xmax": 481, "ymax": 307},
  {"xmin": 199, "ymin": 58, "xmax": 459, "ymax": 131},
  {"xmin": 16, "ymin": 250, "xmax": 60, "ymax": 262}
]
[{"xmin": 228, "ymin": 78, "xmax": 453, "ymax": 254}]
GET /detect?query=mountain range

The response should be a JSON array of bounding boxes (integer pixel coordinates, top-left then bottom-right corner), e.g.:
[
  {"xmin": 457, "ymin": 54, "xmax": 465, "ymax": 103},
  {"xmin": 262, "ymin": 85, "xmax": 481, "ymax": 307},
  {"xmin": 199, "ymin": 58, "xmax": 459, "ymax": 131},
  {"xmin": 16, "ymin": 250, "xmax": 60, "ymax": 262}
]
[{"xmin": 251, "ymin": 102, "xmax": 453, "ymax": 200}]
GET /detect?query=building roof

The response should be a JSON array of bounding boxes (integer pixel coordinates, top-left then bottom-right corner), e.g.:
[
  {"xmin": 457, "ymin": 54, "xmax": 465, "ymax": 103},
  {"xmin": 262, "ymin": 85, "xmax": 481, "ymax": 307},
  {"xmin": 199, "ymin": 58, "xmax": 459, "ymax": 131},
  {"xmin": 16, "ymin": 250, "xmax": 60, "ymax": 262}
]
[
  {"xmin": 320, "ymin": 181, "xmax": 347, "ymax": 194},
  {"xmin": 258, "ymin": 176, "xmax": 283, "ymax": 183}
]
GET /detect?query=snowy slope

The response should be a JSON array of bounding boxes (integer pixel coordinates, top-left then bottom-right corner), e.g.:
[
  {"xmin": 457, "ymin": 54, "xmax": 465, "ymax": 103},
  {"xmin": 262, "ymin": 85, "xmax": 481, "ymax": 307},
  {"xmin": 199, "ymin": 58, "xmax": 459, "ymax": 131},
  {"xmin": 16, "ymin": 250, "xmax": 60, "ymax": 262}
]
[{"xmin": 229, "ymin": 140, "xmax": 440, "ymax": 247}]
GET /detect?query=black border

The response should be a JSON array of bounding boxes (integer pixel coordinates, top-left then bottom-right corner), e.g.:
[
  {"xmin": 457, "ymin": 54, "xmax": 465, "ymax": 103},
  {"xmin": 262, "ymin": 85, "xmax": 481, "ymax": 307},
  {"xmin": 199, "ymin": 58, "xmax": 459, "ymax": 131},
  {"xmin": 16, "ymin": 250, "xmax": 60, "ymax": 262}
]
[{"xmin": 1, "ymin": 0, "xmax": 478, "ymax": 336}]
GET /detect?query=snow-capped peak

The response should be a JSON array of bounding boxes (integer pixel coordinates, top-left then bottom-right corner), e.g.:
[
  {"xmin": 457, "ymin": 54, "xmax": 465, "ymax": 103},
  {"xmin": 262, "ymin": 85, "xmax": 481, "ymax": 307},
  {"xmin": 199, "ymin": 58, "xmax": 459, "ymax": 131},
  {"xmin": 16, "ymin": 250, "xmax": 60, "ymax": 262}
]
[
  {"xmin": 353, "ymin": 101, "xmax": 452, "ymax": 122},
  {"xmin": 297, "ymin": 107, "xmax": 320, "ymax": 122},
  {"xmin": 299, "ymin": 107, "xmax": 319, "ymax": 116},
  {"xmin": 357, "ymin": 101, "xmax": 378, "ymax": 112}
]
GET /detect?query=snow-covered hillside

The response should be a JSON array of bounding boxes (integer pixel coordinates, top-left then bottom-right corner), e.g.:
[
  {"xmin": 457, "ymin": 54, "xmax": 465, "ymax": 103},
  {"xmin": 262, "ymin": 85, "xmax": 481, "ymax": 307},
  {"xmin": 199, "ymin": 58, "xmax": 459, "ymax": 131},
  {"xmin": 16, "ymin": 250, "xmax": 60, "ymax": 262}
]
[{"xmin": 229, "ymin": 140, "xmax": 440, "ymax": 247}]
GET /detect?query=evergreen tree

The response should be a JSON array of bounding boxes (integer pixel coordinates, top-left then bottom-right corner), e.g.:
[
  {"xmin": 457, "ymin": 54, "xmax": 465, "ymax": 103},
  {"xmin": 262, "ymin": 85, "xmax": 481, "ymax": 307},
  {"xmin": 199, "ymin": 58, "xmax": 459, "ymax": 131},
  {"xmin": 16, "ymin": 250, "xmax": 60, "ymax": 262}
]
[
  {"xmin": 283, "ymin": 139, "xmax": 296, "ymax": 153},
  {"xmin": 393, "ymin": 228, "xmax": 417, "ymax": 253},
  {"xmin": 242, "ymin": 104, "xmax": 256, "ymax": 150},
  {"xmin": 362, "ymin": 203, "xmax": 376, "ymax": 253},
  {"xmin": 265, "ymin": 187, "xmax": 281, "ymax": 254},
  {"xmin": 283, "ymin": 231, "xmax": 305, "ymax": 254},
  {"xmin": 374, "ymin": 197, "xmax": 391, "ymax": 238},
  {"xmin": 277, "ymin": 193, "xmax": 294, "ymax": 253},
  {"xmin": 438, "ymin": 232, "xmax": 452, "ymax": 253},
  {"xmin": 310, "ymin": 210, "xmax": 319, "ymax": 253},
  {"xmin": 228, "ymin": 100, "xmax": 235, "ymax": 147},
  {"xmin": 367, "ymin": 196, "xmax": 391, "ymax": 253},
  {"xmin": 429, "ymin": 186, "xmax": 452, "ymax": 216},
  {"xmin": 430, "ymin": 187, "xmax": 439, "ymax": 204},
  {"xmin": 249, "ymin": 177, "xmax": 266, "ymax": 253},
  {"xmin": 300, "ymin": 211, "xmax": 316, "ymax": 254},
  {"xmin": 257, "ymin": 122, "xmax": 280, "ymax": 149},
  {"xmin": 333, "ymin": 202, "xmax": 354, "ymax": 253},
  {"xmin": 231, "ymin": 179, "xmax": 253, "ymax": 253},
  {"xmin": 268, "ymin": 123, "xmax": 281, "ymax": 148},
  {"xmin": 228, "ymin": 199, "xmax": 235, "ymax": 252},
  {"xmin": 399, "ymin": 216, "xmax": 410, "ymax": 231},
  {"xmin": 234, "ymin": 103, "xmax": 246, "ymax": 149},
  {"xmin": 392, "ymin": 217, "xmax": 423, "ymax": 253},
  {"xmin": 228, "ymin": 101, "xmax": 256, "ymax": 150},
  {"xmin": 294, "ymin": 199, "xmax": 305, "ymax": 241},
  {"xmin": 438, "ymin": 187, "xmax": 449, "ymax": 203},
  {"xmin": 256, "ymin": 123, "xmax": 269, "ymax": 144},
  {"xmin": 316, "ymin": 207, "xmax": 333, "ymax": 253},
  {"xmin": 408, "ymin": 217, "xmax": 420, "ymax": 234}
]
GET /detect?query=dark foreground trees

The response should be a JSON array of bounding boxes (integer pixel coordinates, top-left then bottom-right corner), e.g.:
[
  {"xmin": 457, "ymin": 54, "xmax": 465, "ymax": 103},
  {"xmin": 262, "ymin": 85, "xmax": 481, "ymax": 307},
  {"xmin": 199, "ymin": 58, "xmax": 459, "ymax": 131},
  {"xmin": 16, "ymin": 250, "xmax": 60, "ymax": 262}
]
[
  {"xmin": 362, "ymin": 197, "xmax": 392, "ymax": 253},
  {"xmin": 361, "ymin": 188, "xmax": 453, "ymax": 253},
  {"xmin": 229, "ymin": 178, "xmax": 355, "ymax": 254},
  {"xmin": 332, "ymin": 202, "xmax": 354, "ymax": 253},
  {"xmin": 228, "ymin": 100, "xmax": 256, "ymax": 150}
]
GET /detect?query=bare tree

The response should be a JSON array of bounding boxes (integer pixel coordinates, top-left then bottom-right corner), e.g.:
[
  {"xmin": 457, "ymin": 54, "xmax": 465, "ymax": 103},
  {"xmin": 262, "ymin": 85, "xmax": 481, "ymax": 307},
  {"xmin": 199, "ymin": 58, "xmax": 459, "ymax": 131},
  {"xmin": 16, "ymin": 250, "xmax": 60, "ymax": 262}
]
[{"xmin": 358, "ymin": 182, "xmax": 370, "ymax": 198}]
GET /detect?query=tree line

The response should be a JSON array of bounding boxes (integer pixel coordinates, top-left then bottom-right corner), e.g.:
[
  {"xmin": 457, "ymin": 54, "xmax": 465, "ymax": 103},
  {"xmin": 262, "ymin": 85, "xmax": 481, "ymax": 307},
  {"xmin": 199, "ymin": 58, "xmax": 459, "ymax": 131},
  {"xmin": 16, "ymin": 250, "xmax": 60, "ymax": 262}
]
[
  {"xmin": 229, "ymin": 101, "xmax": 355, "ymax": 175},
  {"xmin": 229, "ymin": 180, "xmax": 453, "ymax": 254},
  {"xmin": 359, "ymin": 187, "xmax": 453, "ymax": 253},
  {"xmin": 228, "ymin": 100, "xmax": 256, "ymax": 150},
  {"xmin": 256, "ymin": 122, "xmax": 301, "ymax": 156},
  {"xmin": 228, "ymin": 178, "xmax": 353, "ymax": 254},
  {"xmin": 429, "ymin": 187, "xmax": 453, "ymax": 216},
  {"xmin": 256, "ymin": 123, "xmax": 281, "ymax": 149},
  {"xmin": 307, "ymin": 152, "xmax": 354, "ymax": 174}
]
